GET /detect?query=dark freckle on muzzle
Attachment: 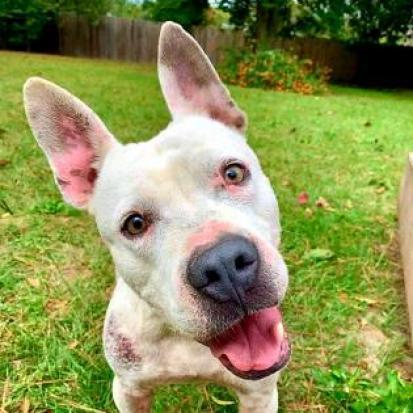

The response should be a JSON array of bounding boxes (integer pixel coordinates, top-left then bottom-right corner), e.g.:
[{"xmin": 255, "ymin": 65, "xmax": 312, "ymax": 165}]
[{"xmin": 187, "ymin": 235, "xmax": 259, "ymax": 310}]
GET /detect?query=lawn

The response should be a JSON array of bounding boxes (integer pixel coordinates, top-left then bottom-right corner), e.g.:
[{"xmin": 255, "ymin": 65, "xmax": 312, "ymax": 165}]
[{"xmin": 1, "ymin": 51, "xmax": 413, "ymax": 412}]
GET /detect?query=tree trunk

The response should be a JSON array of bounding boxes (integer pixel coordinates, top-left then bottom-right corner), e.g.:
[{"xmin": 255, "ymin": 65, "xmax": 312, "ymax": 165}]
[{"xmin": 256, "ymin": 1, "xmax": 286, "ymax": 43}]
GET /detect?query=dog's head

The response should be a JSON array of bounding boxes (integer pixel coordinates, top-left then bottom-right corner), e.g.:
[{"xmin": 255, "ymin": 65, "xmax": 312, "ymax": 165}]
[{"xmin": 23, "ymin": 22, "xmax": 290, "ymax": 380}]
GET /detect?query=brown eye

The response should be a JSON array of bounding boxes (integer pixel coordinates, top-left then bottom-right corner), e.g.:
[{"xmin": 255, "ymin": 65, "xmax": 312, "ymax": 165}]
[
  {"xmin": 223, "ymin": 163, "xmax": 247, "ymax": 184},
  {"xmin": 122, "ymin": 213, "xmax": 148, "ymax": 237}
]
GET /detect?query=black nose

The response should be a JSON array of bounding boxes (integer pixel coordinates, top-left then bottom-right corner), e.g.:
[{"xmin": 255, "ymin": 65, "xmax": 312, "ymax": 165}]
[{"xmin": 187, "ymin": 235, "xmax": 258, "ymax": 305}]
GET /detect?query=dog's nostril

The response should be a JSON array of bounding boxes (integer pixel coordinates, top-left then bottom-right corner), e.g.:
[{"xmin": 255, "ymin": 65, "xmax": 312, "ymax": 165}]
[
  {"xmin": 235, "ymin": 255, "xmax": 253, "ymax": 271},
  {"xmin": 205, "ymin": 269, "xmax": 220, "ymax": 283}
]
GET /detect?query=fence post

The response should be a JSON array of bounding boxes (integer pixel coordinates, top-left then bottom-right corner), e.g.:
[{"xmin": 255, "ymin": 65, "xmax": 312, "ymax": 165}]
[{"xmin": 399, "ymin": 153, "xmax": 413, "ymax": 347}]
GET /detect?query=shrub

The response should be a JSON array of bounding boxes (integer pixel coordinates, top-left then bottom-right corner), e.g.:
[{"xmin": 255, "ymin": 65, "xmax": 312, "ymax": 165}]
[{"xmin": 219, "ymin": 48, "xmax": 330, "ymax": 95}]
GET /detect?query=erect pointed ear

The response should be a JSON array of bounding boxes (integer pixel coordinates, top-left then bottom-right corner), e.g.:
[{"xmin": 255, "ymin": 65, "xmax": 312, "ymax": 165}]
[
  {"xmin": 23, "ymin": 77, "xmax": 119, "ymax": 209},
  {"xmin": 158, "ymin": 22, "xmax": 247, "ymax": 133}
]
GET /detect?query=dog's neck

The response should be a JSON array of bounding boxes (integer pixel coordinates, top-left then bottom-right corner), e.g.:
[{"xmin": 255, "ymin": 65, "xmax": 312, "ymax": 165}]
[{"xmin": 109, "ymin": 276, "xmax": 178, "ymax": 343}]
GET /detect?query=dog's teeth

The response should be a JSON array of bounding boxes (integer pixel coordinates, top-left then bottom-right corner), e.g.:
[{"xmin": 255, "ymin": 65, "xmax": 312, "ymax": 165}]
[{"xmin": 277, "ymin": 323, "xmax": 284, "ymax": 339}]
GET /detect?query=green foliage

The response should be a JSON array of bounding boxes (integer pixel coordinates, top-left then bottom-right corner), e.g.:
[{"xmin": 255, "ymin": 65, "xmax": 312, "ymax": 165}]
[
  {"xmin": 219, "ymin": 48, "xmax": 330, "ymax": 94},
  {"xmin": 0, "ymin": 0, "xmax": 54, "ymax": 49},
  {"xmin": 0, "ymin": 0, "xmax": 112, "ymax": 50},
  {"xmin": 60, "ymin": 0, "xmax": 112, "ymax": 22},
  {"xmin": 31, "ymin": 200, "xmax": 81, "ymax": 216},
  {"xmin": 314, "ymin": 368, "xmax": 413, "ymax": 412},
  {"xmin": 110, "ymin": 0, "xmax": 144, "ymax": 19},
  {"xmin": 219, "ymin": 0, "xmax": 254, "ymax": 28},
  {"xmin": 143, "ymin": 0, "xmax": 209, "ymax": 28},
  {"xmin": 345, "ymin": 0, "xmax": 413, "ymax": 44},
  {"xmin": 219, "ymin": 0, "xmax": 413, "ymax": 45}
]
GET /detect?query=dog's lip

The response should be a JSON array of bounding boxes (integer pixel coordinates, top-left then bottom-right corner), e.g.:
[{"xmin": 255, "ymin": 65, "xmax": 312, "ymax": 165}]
[{"xmin": 204, "ymin": 306, "xmax": 291, "ymax": 379}]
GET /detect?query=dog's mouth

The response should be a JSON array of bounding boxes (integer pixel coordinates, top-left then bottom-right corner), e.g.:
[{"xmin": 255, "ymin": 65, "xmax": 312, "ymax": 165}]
[{"xmin": 206, "ymin": 306, "xmax": 290, "ymax": 380}]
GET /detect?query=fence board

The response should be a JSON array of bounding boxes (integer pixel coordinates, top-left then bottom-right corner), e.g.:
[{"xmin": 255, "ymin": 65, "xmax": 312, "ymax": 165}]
[
  {"xmin": 399, "ymin": 154, "xmax": 413, "ymax": 347},
  {"xmin": 59, "ymin": 15, "xmax": 243, "ymax": 65}
]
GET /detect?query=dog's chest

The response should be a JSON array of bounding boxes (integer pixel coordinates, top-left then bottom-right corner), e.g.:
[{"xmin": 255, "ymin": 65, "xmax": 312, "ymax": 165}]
[{"xmin": 103, "ymin": 311, "xmax": 234, "ymax": 386}]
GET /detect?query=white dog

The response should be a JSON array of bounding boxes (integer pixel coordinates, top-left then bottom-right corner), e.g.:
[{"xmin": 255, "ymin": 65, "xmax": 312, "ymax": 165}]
[{"xmin": 23, "ymin": 22, "xmax": 290, "ymax": 413}]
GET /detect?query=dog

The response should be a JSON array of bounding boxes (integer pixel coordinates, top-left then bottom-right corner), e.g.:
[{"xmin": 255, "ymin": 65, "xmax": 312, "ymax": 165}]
[{"xmin": 23, "ymin": 22, "xmax": 290, "ymax": 413}]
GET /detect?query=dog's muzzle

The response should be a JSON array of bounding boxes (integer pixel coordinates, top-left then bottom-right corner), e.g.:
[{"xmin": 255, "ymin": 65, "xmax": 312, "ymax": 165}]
[{"xmin": 186, "ymin": 234, "xmax": 290, "ymax": 380}]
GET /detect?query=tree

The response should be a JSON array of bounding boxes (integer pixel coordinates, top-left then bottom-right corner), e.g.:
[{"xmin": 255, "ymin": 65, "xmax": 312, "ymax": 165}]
[
  {"xmin": 219, "ymin": 0, "xmax": 413, "ymax": 44},
  {"xmin": 346, "ymin": 0, "xmax": 413, "ymax": 44},
  {"xmin": 143, "ymin": 0, "xmax": 210, "ymax": 28},
  {"xmin": 110, "ymin": 0, "xmax": 144, "ymax": 19},
  {"xmin": 219, "ymin": 0, "xmax": 294, "ymax": 40},
  {"xmin": 0, "ymin": 0, "xmax": 112, "ymax": 50},
  {"xmin": 0, "ymin": 0, "xmax": 55, "ymax": 50}
]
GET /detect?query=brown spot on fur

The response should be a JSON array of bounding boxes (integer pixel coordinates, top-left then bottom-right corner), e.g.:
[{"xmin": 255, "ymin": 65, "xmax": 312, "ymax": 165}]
[
  {"xmin": 208, "ymin": 105, "xmax": 245, "ymax": 131},
  {"xmin": 106, "ymin": 315, "xmax": 142, "ymax": 366},
  {"xmin": 70, "ymin": 168, "xmax": 82, "ymax": 177},
  {"xmin": 234, "ymin": 114, "xmax": 245, "ymax": 130},
  {"xmin": 87, "ymin": 168, "xmax": 97, "ymax": 184}
]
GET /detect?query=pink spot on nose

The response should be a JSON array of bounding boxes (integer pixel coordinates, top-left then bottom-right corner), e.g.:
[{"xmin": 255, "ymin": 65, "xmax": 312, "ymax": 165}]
[
  {"xmin": 186, "ymin": 220, "xmax": 234, "ymax": 254},
  {"xmin": 251, "ymin": 235, "xmax": 277, "ymax": 267}
]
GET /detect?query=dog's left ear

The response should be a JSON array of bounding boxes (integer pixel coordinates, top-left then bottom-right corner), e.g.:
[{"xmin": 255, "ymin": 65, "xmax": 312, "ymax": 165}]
[{"xmin": 158, "ymin": 22, "xmax": 247, "ymax": 133}]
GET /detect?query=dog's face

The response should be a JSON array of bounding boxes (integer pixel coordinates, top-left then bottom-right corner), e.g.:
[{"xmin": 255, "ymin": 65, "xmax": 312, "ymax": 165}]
[{"xmin": 24, "ymin": 23, "xmax": 290, "ymax": 380}]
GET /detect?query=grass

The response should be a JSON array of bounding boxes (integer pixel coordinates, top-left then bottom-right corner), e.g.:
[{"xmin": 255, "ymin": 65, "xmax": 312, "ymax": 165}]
[{"xmin": 1, "ymin": 51, "xmax": 413, "ymax": 412}]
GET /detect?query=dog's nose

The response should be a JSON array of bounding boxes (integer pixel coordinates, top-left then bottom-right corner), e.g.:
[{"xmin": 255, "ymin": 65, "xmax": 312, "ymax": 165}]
[{"xmin": 187, "ymin": 235, "xmax": 258, "ymax": 305}]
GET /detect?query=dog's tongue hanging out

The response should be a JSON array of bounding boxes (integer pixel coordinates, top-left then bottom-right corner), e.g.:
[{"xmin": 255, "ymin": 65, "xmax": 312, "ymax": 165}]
[{"xmin": 208, "ymin": 307, "xmax": 288, "ymax": 374}]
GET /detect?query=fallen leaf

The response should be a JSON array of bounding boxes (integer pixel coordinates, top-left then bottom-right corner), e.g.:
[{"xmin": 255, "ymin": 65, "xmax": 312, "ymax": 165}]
[
  {"xmin": 0, "ymin": 160, "xmax": 9, "ymax": 168},
  {"xmin": 45, "ymin": 299, "xmax": 68, "ymax": 316},
  {"xmin": 358, "ymin": 322, "xmax": 389, "ymax": 374},
  {"xmin": 27, "ymin": 277, "xmax": 40, "ymax": 288},
  {"xmin": 21, "ymin": 397, "xmax": 30, "ymax": 413},
  {"xmin": 68, "ymin": 340, "xmax": 79, "ymax": 349},
  {"xmin": 315, "ymin": 196, "xmax": 331, "ymax": 209},
  {"xmin": 339, "ymin": 292, "xmax": 348, "ymax": 303},
  {"xmin": 303, "ymin": 248, "xmax": 335, "ymax": 262},
  {"xmin": 375, "ymin": 186, "xmax": 386, "ymax": 194},
  {"xmin": 297, "ymin": 191, "xmax": 309, "ymax": 205}
]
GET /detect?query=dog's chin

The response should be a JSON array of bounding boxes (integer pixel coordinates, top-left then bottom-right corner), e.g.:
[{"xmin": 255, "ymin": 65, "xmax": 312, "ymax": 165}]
[{"xmin": 203, "ymin": 306, "xmax": 290, "ymax": 380}]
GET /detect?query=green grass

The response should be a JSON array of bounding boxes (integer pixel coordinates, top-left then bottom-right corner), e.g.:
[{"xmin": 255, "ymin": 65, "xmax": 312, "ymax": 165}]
[{"xmin": 1, "ymin": 51, "xmax": 413, "ymax": 412}]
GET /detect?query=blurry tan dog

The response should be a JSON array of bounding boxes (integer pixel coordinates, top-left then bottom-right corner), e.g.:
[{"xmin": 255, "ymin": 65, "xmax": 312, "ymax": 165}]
[{"xmin": 23, "ymin": 22, "xmax": 290, "ymax": 413}]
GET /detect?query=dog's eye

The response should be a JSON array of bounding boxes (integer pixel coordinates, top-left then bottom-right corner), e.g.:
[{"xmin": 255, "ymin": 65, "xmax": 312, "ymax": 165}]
[
  {"xmin": 223, "ymin": 163, "xmax": 247, "ymax": 184},
  {"xmin": 122, "ymin": 213, "xmax": 148, "ymax": 237}
]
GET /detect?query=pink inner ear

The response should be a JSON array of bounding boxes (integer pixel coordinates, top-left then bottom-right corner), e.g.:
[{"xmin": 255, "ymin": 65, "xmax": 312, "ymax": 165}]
[
  {"xmin": 51, "ymin": 116, "xmax": 98, "ymax": 207},
  {"xmin": 166, "ymin": 71, "xmax": 245, "ymax": 131}
]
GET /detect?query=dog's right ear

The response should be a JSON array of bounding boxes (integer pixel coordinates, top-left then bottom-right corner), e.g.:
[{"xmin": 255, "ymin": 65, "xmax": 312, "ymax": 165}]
[
  {"xmin": 23, "ymin": 77, "xmax": 119, "ymax": 209},
  {"xmin": 158, "ymin": 22, "xmax": 247, "ymax": 133}
]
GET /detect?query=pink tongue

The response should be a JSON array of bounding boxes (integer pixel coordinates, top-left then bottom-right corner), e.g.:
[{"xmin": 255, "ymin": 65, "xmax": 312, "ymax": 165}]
[{"xmin": 209, "ymin": 307, "xmax": 283, "ymax": 372}]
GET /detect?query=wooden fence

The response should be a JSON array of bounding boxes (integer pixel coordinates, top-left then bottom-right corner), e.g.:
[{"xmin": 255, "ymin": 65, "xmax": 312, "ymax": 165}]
[
  {"xmin": 59, "ymin": 14, "xmax": 245, "ymax": 65},
  {"xmin": 58, "ymin": 14, "xmax": 413, "ymax": 87}
]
